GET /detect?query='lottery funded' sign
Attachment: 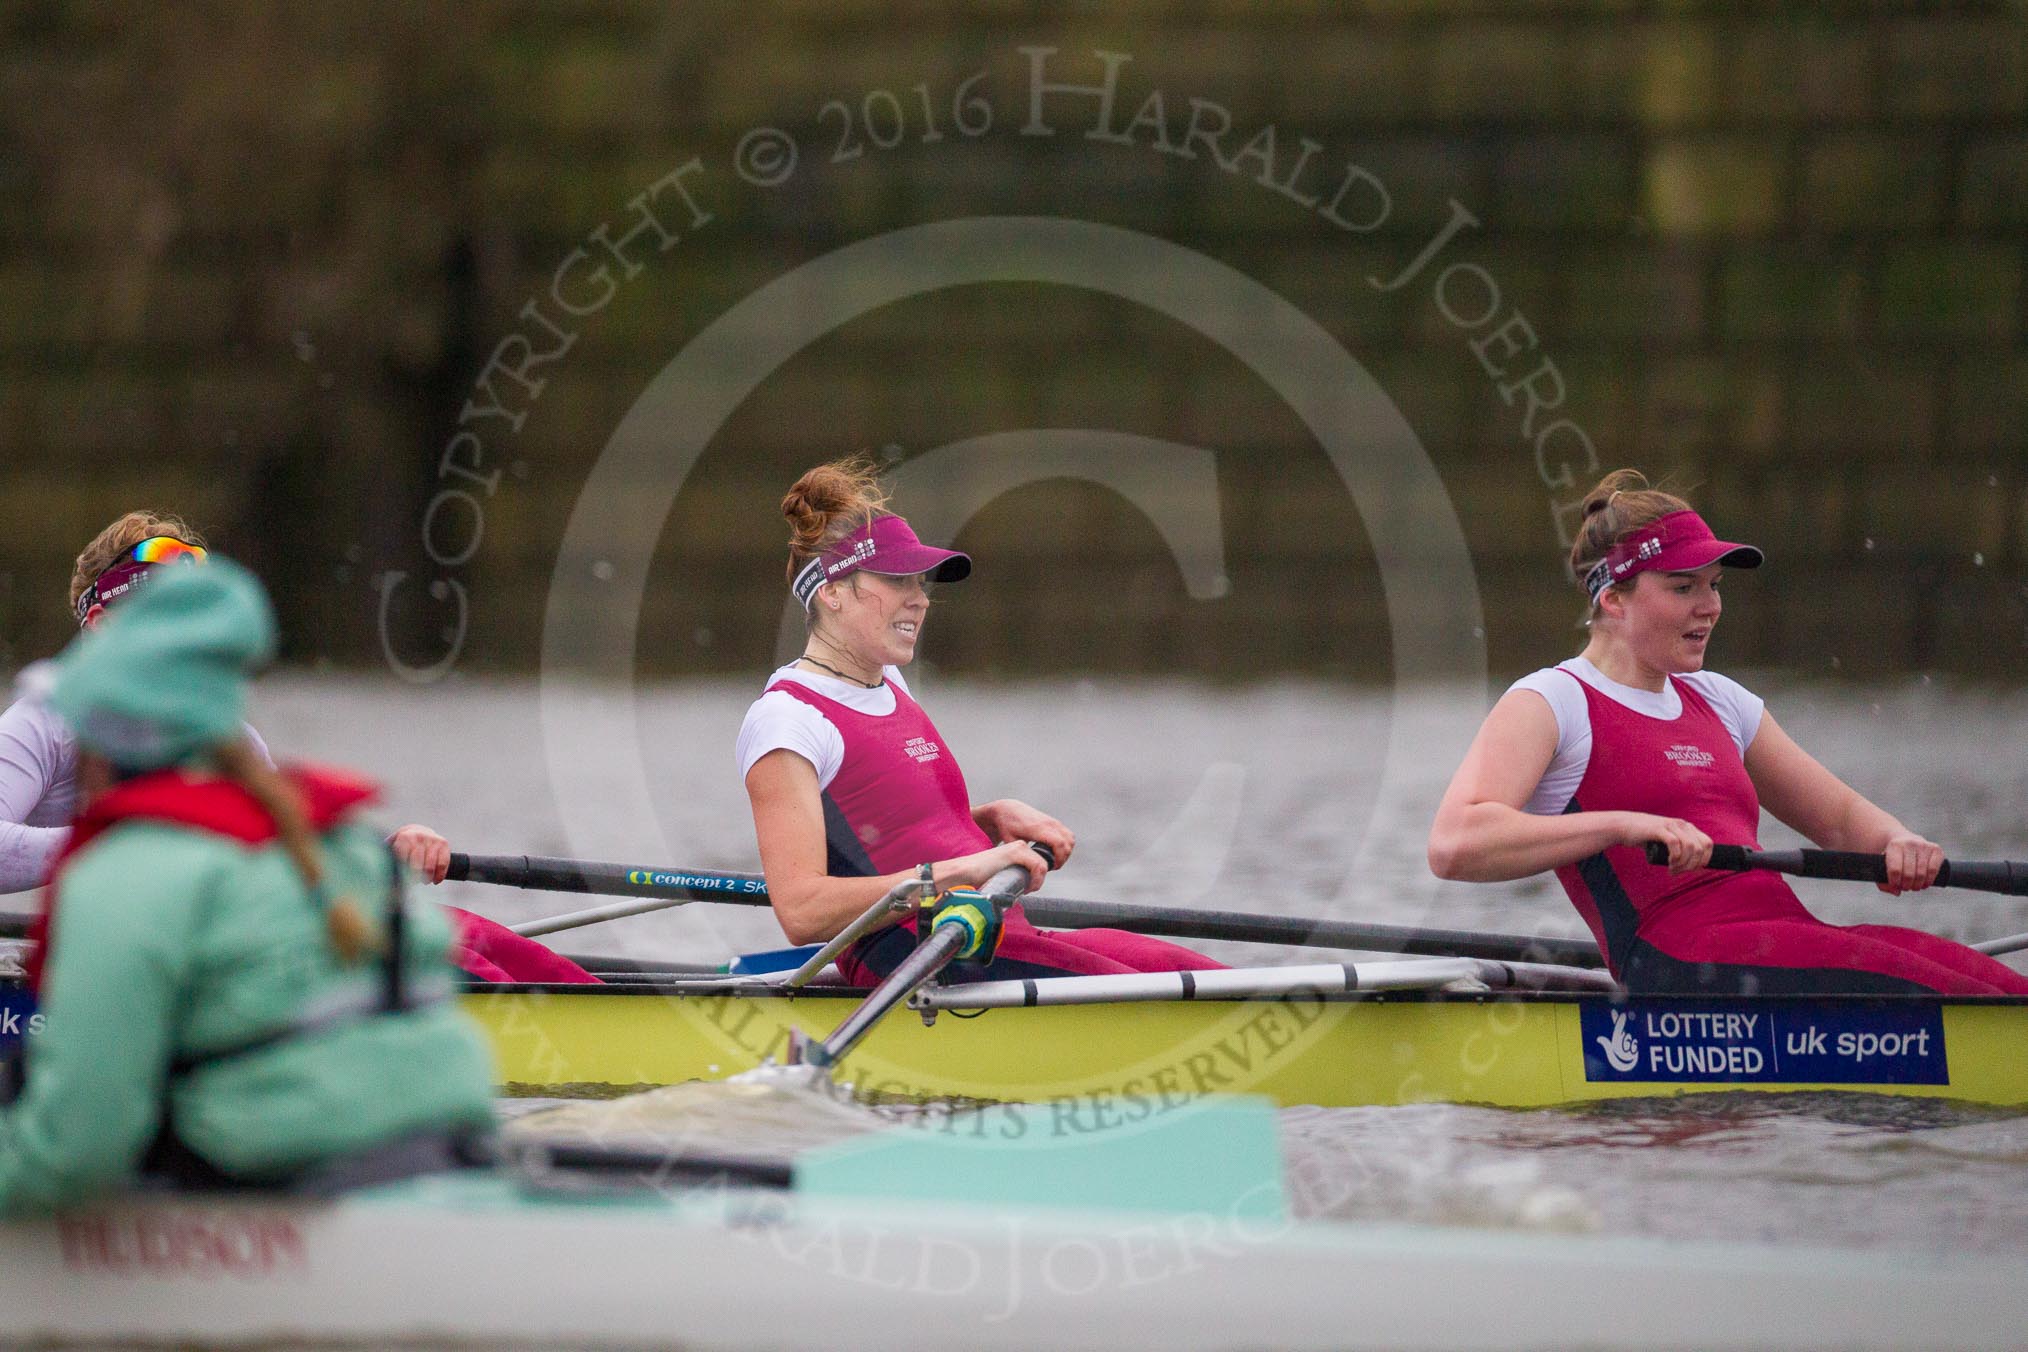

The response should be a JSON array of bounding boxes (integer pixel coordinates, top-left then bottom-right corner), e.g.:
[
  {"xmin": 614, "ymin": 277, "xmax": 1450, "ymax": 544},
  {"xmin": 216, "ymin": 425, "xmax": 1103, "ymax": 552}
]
[{"xmin": 1580, "ymin": 998, "xmax": 1947, "ymax": 1085}]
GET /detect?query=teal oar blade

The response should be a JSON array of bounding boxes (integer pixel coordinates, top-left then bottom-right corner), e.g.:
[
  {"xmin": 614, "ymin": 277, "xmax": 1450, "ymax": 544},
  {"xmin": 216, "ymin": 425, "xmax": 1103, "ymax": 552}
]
[{"xmin": 796, "ymin": 1096, "xmax": 1285, "ymax": 1220}]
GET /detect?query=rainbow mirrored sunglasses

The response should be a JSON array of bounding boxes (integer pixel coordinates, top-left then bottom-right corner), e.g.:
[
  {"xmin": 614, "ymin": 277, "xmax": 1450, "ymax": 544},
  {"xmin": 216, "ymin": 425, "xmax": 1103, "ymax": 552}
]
[{"xmin": 74, "ymin": 537, "xmax": 208, "ymax": 624}]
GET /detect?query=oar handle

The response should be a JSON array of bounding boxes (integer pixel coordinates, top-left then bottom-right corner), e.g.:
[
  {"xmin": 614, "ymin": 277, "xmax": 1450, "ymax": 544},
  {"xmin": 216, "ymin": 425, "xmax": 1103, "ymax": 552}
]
[
  {"xmin": 980, "ymin": 841, "xmax": 1055, "ymax": 909},
  {"xmin": 1642, "ymin": 842, "xmax": 2028, "ymax": 897},
  {"xmin": 799, "ymin": 843, "xmax": 1053, "ymax": 1071}
]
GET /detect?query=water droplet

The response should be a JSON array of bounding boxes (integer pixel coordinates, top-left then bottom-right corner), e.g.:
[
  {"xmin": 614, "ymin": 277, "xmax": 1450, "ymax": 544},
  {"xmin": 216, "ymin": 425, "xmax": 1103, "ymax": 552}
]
[
  {"xmin": 591, "ymin": 560, "xmax": 615, "ymax": 582},
  {"xmin": 1974, "ymin": 552, "xmax": 1986, "ymax": 566},
  {"xmin": 1863, "ymin": 538, "xmax": 1875, "ymax": 551}
]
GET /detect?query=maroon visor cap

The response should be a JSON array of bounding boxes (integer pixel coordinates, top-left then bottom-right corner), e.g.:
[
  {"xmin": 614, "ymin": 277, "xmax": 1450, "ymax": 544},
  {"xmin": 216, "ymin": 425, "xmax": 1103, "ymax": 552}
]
[
  {"xmin": 1583, "ymin": 509, "xmax": 1762, "ymax": 603},
  {"xmin": 792, "ymin": 514, "xmax": 971, "ymax": 610}
]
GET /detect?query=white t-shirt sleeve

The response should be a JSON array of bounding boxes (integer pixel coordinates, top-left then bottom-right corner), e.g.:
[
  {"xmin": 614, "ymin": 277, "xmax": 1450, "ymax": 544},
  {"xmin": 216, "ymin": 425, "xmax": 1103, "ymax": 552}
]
[
  {"xmin": 1506, "ymin": 667, "xmax": 1592, "ymax": 816},
  {"xmin": 736, "ymin": 691, "xmax": 846, "ymax": 789},
  {"xmin": 1678, "ymin": 670, "xmax": 1765, "ymax": 757},
  {"xmin": 0, "ymin": 694, "xmax": 70, "ymax": 894},
  {"xmin": 0, "ymin": 698, "xmax": 63, "ymax": 827}
]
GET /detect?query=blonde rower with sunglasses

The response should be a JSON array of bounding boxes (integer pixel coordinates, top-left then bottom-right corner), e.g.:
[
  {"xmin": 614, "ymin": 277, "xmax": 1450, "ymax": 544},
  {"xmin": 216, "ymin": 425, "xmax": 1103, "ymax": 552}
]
[
  {"xmin": 2, "ymin": 514, "xmax": 266, "ymax": 894},
  {"xmin": 4, "ymin": 515, "xmax": 469, "ymax": 890},
  {"xmin": 0, "ymin": 513, "xmax": 584, "ymax": 982}
]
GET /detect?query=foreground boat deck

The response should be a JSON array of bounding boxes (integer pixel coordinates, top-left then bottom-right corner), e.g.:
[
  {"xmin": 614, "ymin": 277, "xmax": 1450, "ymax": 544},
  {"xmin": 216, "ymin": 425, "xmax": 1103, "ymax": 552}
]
[
  {"xmin": 461, "ymin": 982, "xmax": 2028, "ymax": 1109},
  {"xmin": 22, "ymin": 1173, "xmax": 2028, "ymax": 1351}
]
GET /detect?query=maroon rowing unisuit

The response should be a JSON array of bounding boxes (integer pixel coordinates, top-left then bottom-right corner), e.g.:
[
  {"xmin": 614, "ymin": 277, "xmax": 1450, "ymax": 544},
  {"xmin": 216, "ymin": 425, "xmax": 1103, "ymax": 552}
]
[
  {"xmin": 1550, "ymin": 669, "xmax": 2028, "ymax": 995},
  {"xmin": 766, "ymin": 678, "xmax": 1220, "ymax": 983}
]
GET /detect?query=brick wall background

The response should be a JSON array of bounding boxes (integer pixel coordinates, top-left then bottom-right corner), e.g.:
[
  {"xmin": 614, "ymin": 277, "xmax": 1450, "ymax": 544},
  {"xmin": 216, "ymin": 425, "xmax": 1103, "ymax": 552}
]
[{"xmin": 1, "ymin": 1, "xmax": 2023, "ymax": 680}]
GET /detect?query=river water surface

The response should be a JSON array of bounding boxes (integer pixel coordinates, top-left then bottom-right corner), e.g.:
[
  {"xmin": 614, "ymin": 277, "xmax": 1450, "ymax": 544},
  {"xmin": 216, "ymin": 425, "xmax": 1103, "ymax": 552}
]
[{"xmin": 249, "ymin": 671, "xmax": 2028, "ymax": 1256}]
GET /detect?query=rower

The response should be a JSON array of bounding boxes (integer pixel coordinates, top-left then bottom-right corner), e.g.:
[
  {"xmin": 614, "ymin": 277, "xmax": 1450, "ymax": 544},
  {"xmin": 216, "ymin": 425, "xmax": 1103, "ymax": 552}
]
[
  {"xmin": 738, "ymin": 457, "xmax": 1221, "ymax": 983},
  {"xmin": 0, "ymin": 510, "xmax": 591, "ymax": 985},
  {"xmin": 0, "ymin": 560, "xmax": 495, "ymax": 1214},
  {"xmin": 1427, "ymin": 469, "xmax": 2028, "ymax": 996}
]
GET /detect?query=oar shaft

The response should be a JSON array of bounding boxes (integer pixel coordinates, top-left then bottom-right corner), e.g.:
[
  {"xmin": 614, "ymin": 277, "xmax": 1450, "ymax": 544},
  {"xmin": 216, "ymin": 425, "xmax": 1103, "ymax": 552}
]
[
  {"xmin": 1021, "ymin": 896, "xmax": 1601, "ymax": 968},
  {"xmin": 511, "ymin": 895, "xmax": 693, "ymax": 938},
  {"xmin": 913, "ymin": 958, "xmax": 1616, "ymax": 1010},
  {"xmin": 805, "ymin": 858, "xmax": 1034, "ymax": 1070},
  {"xmin": 1940, "ymin": 859, "xmax": 2028, "ymax": 896},
  {"xmin": 813, "ymin": 924, "xmax": 966, "ymax": 1067},
  {"xmin": 448, "ymin": 853, "xmax": 1601, "ymax": 965},
  {"xmin": 783, "ymin": 877, "xmax": 926, "ymax": 990},
  {"xmin": 448, "ymin": 854, "xmax": 768, "ymax": 903}
]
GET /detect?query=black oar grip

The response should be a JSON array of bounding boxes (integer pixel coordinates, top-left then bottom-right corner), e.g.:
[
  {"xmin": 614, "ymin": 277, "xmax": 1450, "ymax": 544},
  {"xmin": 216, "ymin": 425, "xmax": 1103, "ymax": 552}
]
[
  {"xmin": 1642, "ymin": 842, "xmax": 1752, "ymax": 869},
  {"xmin": 1794, "ymin": 848, "xmax": 1889, "ymax": 883}
]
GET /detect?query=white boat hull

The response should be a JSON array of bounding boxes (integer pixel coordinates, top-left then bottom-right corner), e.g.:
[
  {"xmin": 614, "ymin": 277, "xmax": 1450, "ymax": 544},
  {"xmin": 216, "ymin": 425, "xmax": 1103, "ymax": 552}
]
[{"xmin": 11, "ymin": 1177, "xmax": 2027, "ymax": 1351}]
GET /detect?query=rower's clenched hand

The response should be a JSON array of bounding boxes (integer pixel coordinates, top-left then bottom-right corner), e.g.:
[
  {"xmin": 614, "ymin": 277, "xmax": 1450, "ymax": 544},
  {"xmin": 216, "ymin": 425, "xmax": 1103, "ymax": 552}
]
[
  {"xmin": 1878, "ymin": 831, "xmax": 1943, "ymax": 895},
  {"xmin": 941, "ymin": 840, "xmax": 1051, "ymax": 895},
  {"xmin": 389, "ymin": 824, "xmax": 452, "ymax": 884},
  {"xmin": 973, "ymin": 799, "xmax": 1073, "ymax": 868},
  {"xmin": 1628, "ymin": 814, "xmax": 1712, "ymax": 873}
]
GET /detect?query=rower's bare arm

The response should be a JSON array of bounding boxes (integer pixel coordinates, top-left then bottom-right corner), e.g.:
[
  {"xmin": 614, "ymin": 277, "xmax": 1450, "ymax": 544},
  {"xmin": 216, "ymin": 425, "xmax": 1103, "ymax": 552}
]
[
  {"xmin": 1745, "ymin": 714, "xmax": 1942, "ymax": 893},
  {"xmin": 745, "ymin": 752, "xmax": 1051, "ymax": 944},
  {"xmin": 1427, "ymin": 690, "xmax": 1705, "ymax": 880},
  {"xmin": 746, "ymin": 750, "xmax": 900, "ymax": 943}
]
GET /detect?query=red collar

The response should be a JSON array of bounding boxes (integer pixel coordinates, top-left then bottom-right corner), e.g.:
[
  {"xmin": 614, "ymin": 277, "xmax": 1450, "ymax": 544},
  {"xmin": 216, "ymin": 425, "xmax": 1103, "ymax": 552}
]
[{"xmin": 28, "ymin": 764, "xmax": 380, "ymax": 992}]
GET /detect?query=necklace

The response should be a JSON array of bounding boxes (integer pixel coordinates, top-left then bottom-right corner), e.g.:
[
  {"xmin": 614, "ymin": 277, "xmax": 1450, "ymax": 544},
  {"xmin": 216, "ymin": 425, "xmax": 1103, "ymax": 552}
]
[{"xmin": 799, "ymin": 654, "xmax": 883, "ymax": 688}]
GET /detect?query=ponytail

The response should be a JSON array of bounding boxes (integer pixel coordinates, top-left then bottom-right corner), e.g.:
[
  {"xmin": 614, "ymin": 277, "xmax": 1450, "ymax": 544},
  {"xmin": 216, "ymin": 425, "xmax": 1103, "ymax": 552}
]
[
  {"xmin": 781, "ymin": 456, "xmax": 891, "ymax": 583},
  {"xmin": 1567, "ymin": 469, "xmax": 1694, "ymax": 600},
  {"xmin": 213, "ymin": 738, "xmax": 380, "ymax": 963}
]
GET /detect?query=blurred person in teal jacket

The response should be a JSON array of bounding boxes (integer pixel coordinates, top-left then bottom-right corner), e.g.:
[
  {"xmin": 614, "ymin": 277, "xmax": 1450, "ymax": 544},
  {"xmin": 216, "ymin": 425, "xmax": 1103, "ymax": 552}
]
[{"xmin": 0, "ymin": 558, "xmax": 494, "ymax": 1215}]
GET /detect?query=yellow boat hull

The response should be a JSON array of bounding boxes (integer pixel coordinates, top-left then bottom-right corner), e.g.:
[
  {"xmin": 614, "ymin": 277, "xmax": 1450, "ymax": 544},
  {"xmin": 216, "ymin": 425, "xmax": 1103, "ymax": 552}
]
[{"xmin": 463, "ymin": 984, "xmax": 2028, "ymax": 1109}]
